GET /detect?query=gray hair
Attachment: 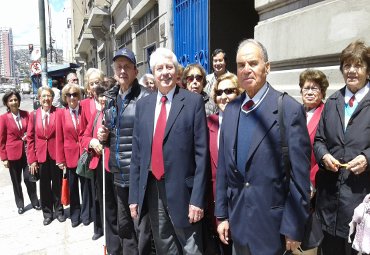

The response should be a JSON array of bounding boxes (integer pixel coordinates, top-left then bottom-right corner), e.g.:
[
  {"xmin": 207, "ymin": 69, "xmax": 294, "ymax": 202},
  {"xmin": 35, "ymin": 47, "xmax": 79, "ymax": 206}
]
[
  {"xmin": 149, "ymin": 48, "xmax": 179, "ymax": 73},
  {"xmin": 237, "ymin": 39, "xmax": 269, "ymax": 62}
]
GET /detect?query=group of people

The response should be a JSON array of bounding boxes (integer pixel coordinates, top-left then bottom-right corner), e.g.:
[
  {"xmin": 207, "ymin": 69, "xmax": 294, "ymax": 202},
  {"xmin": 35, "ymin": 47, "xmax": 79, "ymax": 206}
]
[{"xmin": 0, "ymin": 38, "xmax": 369, "ymax": 255}]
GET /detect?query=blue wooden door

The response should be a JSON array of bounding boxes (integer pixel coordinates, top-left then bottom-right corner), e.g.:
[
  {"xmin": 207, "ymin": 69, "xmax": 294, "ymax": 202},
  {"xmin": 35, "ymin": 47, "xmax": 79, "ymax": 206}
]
[{"xmin": 174, "ymin": 0, "xmax": 209, "ymax": 72}]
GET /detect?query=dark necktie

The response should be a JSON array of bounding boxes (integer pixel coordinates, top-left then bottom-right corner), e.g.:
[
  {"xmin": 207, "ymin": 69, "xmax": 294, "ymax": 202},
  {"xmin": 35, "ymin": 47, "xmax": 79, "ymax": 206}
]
[
  {"xmin": 243, "ymin": 100, "xmax": 254, "ymax": 111},
  {"xmin": 151, "ymin": 96, "xmax": 168, "ymax": 180},
  {"xmin": 44, "ymin": 114, "xmax": 49, "ymax": 136},
  {"xmin": 349, "ymin": 95, "xmax": 355, "ymax": 107},
  {"xmin": 15, "ymin": 116, "xmax": 21, "ymax": 130}
]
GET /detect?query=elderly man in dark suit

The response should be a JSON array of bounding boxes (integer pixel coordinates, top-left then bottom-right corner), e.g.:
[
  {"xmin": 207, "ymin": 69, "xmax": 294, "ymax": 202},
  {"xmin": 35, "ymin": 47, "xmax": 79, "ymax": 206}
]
[
  {"xmin": 129, "ymin": 47, "xmax": 208, "ymax": 254},
  {"xmin": 215, "ymin": 39, "xmax": 311, "ymax": 255}
]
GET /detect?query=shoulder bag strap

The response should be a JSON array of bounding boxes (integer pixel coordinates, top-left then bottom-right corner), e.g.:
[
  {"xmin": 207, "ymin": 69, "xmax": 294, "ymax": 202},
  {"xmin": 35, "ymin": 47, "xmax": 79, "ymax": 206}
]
[{"xmin": 278, "ymin": 92, "xmax": 291, "ymax": 182}]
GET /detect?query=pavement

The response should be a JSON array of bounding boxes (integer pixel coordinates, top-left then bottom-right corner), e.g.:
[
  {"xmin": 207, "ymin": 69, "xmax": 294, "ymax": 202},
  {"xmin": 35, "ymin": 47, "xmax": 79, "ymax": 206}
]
[{"xmin": 0, "ymin": 94, "xmax": 105, "ymax": 255}]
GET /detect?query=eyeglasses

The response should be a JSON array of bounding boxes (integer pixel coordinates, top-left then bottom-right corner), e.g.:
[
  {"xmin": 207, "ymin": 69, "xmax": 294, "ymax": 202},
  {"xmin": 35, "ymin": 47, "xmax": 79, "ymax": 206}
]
[
  {"xmin": 41, "ymin": 94, "xmax": 52, "ymax": 98},
  {"xmin": 69, "ymin": 78, "xmax": 79, "ymax": 83},
  {"xmin": 343, "ymin": 63, "xmax": 366, "ymax": 72},
  {"xmin": 215, "ymin": 88, "xmax": 236, "ymax": 96},
  {"xmin": 302, "ymin": 87, "xmax": 321, "ymax": 93},
  {"xmin": 66, "ymin": 92, "xmax": 79, "ymax": 98},
  {"xmin": 186, "ymin": 75, "xmax": 203, "ymax": 83}
]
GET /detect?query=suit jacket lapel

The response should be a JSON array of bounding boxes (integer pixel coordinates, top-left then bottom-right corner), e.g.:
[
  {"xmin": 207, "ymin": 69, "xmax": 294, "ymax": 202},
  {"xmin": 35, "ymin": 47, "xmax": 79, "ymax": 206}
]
[
  {"xmin": 229, "ymin": 94, "xmax": 245, "ymax": 166},
  {"xmin": 335, "ymin": 88, "xmax": 346, "ymax": 133},
  {"xmin": 164, "ymin": 87, "xmax": 184, "ymax": 139},
  {"xmin": 244, "ymin": 88, "xmax": 278, "ymax": 165},
  {"xmin": 146, "ymin": 93, "xmax": 157, "ymax": 146}
]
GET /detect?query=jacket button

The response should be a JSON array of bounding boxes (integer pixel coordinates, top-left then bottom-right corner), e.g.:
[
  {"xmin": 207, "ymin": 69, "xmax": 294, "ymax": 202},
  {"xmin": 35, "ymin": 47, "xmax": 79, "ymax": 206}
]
[
  {"xmin": 233, "ymin": 169, "xmax": 237, "ymax": 173},
  {"xmin": 245, "ymin": 182, "xmax": 250, "ymax": 187}
]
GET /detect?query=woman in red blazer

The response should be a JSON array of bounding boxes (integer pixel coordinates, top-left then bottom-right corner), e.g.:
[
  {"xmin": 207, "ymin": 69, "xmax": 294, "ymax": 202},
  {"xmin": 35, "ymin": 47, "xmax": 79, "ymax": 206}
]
[
  {"xmin": 0, "ymin": 90, "xmax": 40, "ymax": 214},
  {"xmin": 56, "ymin": 84, "xmax": 92, "ymax": 228},
  {"xmin": 80, "ymin": 85, "xmax": 109, "ymax": 241},
  {"xmin": 27, "ymin": 87, "xmax": 64, "ymax": 226},
  {"xmin": 206, "ymin": 73, "xmax": 242, "ymax": 255}
]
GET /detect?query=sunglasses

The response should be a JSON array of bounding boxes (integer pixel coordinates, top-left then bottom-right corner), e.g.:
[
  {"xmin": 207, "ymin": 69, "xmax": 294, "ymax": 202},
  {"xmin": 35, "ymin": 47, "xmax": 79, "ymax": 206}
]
[
  {"xmin": 186, "ymin": 75, "xmax": 203, "ymax": 83},
  {"xmin": 215, "ymin": 88, "xmax": 236, "ymax": 96},
  {"xmin": 66, "ymin": 92, "xmax": 79, "ymax": 98}
]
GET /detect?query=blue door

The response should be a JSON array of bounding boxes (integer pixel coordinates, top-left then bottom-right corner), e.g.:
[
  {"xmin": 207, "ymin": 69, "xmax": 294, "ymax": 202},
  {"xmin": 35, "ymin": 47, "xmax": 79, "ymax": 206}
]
[{"xmin": 174, "ymin": 0, "xmax": 209, "ymax": 72}]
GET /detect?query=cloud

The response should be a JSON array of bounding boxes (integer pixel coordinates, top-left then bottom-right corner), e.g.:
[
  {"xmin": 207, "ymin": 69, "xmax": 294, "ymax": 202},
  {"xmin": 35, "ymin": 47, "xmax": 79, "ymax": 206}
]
[{"xmin": 0, "ymin": 0, "xmax": 68, "ymax": 50}]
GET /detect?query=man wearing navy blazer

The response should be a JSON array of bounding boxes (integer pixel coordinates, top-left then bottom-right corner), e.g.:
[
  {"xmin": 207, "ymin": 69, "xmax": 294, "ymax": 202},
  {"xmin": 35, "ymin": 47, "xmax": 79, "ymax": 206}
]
[
  {"xmin": 215, "ymin": 39, "xmax": 311, "ymax": 255},
  {"xmin": 129, "ymin": 48, "xmax": 208, "ymax": 254}
]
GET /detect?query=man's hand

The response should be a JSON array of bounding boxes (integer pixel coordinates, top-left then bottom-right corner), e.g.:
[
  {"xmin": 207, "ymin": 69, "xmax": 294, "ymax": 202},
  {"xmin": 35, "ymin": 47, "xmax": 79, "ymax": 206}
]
[
  {"xmin": 129, "ymin": 204, "xmax": 138, "ymax": 219},
  {"xmin": 347, "ymin": 154, "xmax": 368, "ymax": 175},
  {"xmin": 217, "ymin": 220, "xmax": 230, "ymax": 245},
  {"xmin": 188, "ymin": 204, "xmax": 204, "ymax": 223},
  {"xmin": 322, "ymin": 153, "xmax": 339, "ymax": 172},
  {"xmin": 89, "ymin": 138, "xmax": 103, "ymax": 155},
  {"xmin": 97, "ymin": 126, "xmax": 109, "ymax": 142},
  {"xmin": 29, "ymin": 162, "xmax": 39, "ymax": 174},
  {"xmin": 285, "ymin": 236, "xmax": 301, "ymax": 252},
  {"xmin": 2, "ymin": 160, "xmax": 9, "ymax": 168}
]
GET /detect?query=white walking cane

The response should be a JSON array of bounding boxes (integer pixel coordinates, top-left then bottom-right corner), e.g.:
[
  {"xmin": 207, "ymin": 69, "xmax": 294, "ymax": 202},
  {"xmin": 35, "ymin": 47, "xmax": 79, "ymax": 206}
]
[{"xmin": 101, "ymin": 115, "xmax": 107, "ymax": 255}]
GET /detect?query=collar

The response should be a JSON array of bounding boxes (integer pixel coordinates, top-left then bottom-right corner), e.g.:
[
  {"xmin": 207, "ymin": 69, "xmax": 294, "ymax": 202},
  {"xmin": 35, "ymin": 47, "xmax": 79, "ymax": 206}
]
[
  {"xmin": 11, "ymin": 112, "xmax": 20, "ymax": 119},
  {"xmin": 119, "ymin": 86, "xmax": 132, "ymax": 99},
  {"xmin": 69, "ymin": 105, "xmax": 79, "ymax": 114},
  {"xmin": 41, "ymin": 108, "xmax": 50, "ymax": 118},
  {"xmin": 156, "ymin": 86, "xmax": 176, "ymax": 105},
  {"xmin": 345, "ymin": 82, "xmax": 370, "ymax": 104},
  {"xmin": 241, "ymin": 82, "xmax": 269, "ymax": 111}
]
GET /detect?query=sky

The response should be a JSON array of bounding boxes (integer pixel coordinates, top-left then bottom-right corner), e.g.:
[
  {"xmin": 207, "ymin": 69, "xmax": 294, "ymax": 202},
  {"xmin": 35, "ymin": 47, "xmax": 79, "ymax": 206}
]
[{"xmin": 0, "ymin": 0, "xmax": 70, "ymax": 50}]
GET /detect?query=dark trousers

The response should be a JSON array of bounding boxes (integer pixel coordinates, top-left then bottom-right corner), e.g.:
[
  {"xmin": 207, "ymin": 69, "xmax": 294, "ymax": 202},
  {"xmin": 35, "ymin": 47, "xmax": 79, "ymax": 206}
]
[
  {"xmin": 321, "ymin": 231, "xmax": 357, "ymax": 255},
  {"xmin": 68, "ymin": 167, "xmax": 91, "ymax": 224},
  {"xmin": 147, "ymin": 173, "xmax": 203, "ymax": 255},
  {"xmin": 8, "ymin": 154, "xmax": 39, "ymax": 208},
  {"xmin": 105, "ymin": 171, "xmax": 121, "ymax": 255},
  {"xmin": 39, "ymin": 155, "xmax": 63, "ymax": 219},
  {"xmin": 91, "ymin": 162, "xmax": 103, "ymax": 235},
  {"xmin": 117, "ymin": 185, "xmax": 152, "ymax": 255}
]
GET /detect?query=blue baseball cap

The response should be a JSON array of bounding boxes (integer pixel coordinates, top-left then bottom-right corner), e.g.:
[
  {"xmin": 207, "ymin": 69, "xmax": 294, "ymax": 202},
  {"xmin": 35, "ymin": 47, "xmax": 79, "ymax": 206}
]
[{"xmin": 113, "ymin": 48, "xmax": 136, "ymax": 65}]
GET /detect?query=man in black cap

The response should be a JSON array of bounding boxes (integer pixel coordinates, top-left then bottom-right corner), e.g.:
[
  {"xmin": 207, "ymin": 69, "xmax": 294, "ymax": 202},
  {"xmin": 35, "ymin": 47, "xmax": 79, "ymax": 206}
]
[{"xmin": 98, "ymin": 48, "xmax": 152, "ymax": 255}]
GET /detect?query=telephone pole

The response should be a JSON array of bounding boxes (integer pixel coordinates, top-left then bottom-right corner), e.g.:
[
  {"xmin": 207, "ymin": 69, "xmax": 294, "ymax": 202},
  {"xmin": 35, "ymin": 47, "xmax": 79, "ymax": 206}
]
[{"xmin": 38, "ymin": 0, "xmax": 48, "ymax": 87}]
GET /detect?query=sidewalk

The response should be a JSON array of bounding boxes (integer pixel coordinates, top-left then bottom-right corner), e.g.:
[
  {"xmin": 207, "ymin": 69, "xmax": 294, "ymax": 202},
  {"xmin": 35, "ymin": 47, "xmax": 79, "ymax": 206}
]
[{"xmin": 0, "ymin": 163, "xmax": 104, "ymax": 255}]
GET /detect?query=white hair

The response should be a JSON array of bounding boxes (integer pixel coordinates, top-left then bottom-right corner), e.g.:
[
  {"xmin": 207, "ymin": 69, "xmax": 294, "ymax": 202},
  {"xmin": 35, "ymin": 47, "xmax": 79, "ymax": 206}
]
[{"xmin": 149, "ymin": 48, "xmax": 179, "ymax": 73}]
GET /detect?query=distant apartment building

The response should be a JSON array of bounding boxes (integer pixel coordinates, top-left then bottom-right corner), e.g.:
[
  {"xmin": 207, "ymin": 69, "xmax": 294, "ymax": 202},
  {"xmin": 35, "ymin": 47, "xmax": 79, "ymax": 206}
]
[{"xmin": 0, "ymin": 27, "xmax": 15, "ymax": 82}]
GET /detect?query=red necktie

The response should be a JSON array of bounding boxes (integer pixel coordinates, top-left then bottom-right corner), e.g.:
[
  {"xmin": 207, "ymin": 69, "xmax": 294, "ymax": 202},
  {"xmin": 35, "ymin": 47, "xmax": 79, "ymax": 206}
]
[
  {"xmin": 349, "ymin": 95, "xmax": 355, "ymax": 107},
  {"xmin": 242, "ymin": 100, "xmax": 254, "ymax": 111},
  {"xmin": 72, "ymin": 110, "xmax": 78, "ymax": 130},
  {"xmin": 151, "ymin": 96, "xmax": 168, "ymax": 180},
  {"xmin": 44, "ymin": 114, "xmax": 49, "ymax": 136}
]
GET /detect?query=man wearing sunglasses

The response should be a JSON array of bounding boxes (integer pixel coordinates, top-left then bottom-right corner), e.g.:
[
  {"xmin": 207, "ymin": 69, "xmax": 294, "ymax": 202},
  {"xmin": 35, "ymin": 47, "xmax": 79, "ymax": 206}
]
[
  {"xmin": 215, "ymin": 39, "xmax": 311, "ymax": 255},
  {"xmin": 97, "ymin": 48, "xmax": 152, "ymax": 255}
]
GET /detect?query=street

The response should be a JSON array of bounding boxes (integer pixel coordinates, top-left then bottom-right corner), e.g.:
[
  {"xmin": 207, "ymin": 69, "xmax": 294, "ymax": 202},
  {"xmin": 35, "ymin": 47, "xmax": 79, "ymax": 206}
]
[{"xmin": 0, "ymin": 94, "xmax": 104, "ymax": 255}]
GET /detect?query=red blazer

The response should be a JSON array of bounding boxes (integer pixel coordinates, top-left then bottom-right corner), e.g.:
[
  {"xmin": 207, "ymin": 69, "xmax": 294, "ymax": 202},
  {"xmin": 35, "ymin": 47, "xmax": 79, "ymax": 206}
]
[
  {"xmin": 207, "ymin": 113, "xmax": 220, "ymax": 228},
  {"xmin": 56, "ymin": 106, "xmax": 83, "ymax": 168},
  {"xmin": 79, "ymin": 98, "xmax": 97, "ymax": 138},
  {"xmin": 0, "ymin": 110, "xmax": 29, "ymax": 161},
  {"xmin": 207, "ymin": 113, "xmax": 219, "ymax": 200},
  {"xmin": 307, "ymin": 102, "xmax": 325, "ymax": 187},
  {"xmin": 27, "ymin": 106, "xmax": 59, "ymax": 164},
  {"xmin": 80, "ymin": 111, "xmax": 110, "ymax": 171}
]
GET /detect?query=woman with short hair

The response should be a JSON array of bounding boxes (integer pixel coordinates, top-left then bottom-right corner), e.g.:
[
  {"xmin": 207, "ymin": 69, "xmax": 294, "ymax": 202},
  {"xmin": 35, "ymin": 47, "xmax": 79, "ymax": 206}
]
[
  {"xmin": 27, "ymin": 86, "xmax": 64, "ymax": 226},
  {"xmin": 0, "ymin": 90, "xmax": 40, "ymax": 214}
]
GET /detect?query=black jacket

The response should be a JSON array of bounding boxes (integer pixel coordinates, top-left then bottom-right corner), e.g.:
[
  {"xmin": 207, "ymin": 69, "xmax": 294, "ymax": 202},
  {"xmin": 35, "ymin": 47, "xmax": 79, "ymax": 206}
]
[
  {"xmin": 105, "ymin": 79, "xmax": 150, "ymax": 187},
  {"xmin": 314, "ymin": 85, "xmax": 370, "ymax": 238}
]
